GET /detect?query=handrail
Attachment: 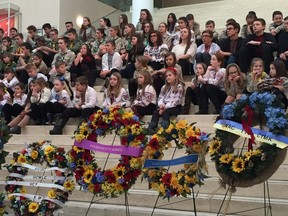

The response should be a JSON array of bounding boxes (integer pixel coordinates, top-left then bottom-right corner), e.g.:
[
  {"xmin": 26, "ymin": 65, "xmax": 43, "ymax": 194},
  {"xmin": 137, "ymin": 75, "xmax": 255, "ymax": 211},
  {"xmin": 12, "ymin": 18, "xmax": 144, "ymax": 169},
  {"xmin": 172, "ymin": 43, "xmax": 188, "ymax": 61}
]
[
  {"xmin": 0, "ymin": 12, "xmax": 22, "ymax": 23},
  {"xmin": 91, "ymin": 5, "xmax": 129, "ymax": 26}
]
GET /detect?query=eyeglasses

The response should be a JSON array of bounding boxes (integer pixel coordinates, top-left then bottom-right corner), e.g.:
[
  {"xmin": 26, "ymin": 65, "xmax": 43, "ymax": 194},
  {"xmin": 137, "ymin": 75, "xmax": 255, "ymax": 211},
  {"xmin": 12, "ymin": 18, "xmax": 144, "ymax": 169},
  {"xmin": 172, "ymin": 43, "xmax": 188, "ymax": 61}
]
[
  {"xmin": 226, "ymin": 27, "xmax": 235, "ymax": 31},
  {"xmin": 202, "ymin": 34, "xmax": 211, "ymax": 38},
  {"xmin": 150, "ymin": 34, "xmax": 157, "ymax": 37}
]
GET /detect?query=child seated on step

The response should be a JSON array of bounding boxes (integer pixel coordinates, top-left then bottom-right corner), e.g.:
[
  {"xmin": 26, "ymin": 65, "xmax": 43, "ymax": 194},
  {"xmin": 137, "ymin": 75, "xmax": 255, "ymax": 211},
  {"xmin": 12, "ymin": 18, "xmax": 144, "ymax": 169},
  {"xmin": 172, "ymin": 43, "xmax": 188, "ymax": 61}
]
[
  {"xmin": 49, "ymin": 76, "xmax": 99, "ymax": 135},
  {"xmin": 2, "ymin": 82, "xmax": 27, "ymax": 123},
  {"xmin": 102, "ymin": 72, "xmax": 130, "ymax": 109},
  {"xmin": 246, "ymin": 58, "xmax": 269, "ymax": 93},
  {"xmin": 45, "ymin": 78, "xmax": 73, "ymax": 124},
  {"xmin": 148, "ymin": 67, "xmax": 185, "ymax": 134},
  {"xmin": 131, "ymin": 69, "xmax": 157, "ymax": 118}
]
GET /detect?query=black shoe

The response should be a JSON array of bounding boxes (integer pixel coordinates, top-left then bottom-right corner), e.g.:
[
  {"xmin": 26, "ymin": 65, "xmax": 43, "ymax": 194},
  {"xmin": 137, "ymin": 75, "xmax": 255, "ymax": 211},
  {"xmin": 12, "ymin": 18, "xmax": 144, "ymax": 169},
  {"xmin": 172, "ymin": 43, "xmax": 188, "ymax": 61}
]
[
  {"xmin": 195, "ymin": 110, "xmax": 208, "ymax": 114},
  {"xmin": 10, "ymin": 126, "xmax": 21, "ymax": 134},
  {"xmin": 181, "ymin": 108, "xmax": 190, "ymax": 115},
  {"xmin": 213, "ymin": 110, "xmax": 221, "ymax": 114},
  {"xmin": 49, "ymin": 126, "xmax": 63, "ymax": 135}
]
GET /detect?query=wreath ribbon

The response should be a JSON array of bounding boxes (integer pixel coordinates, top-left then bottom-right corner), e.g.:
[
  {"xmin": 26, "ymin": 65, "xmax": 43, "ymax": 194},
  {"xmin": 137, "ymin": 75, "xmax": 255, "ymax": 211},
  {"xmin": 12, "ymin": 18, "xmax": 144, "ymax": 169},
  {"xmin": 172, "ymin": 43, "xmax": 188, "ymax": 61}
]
[{"xmin": 241, "ymin": 105, "xmax": 255, "ymax": 151}]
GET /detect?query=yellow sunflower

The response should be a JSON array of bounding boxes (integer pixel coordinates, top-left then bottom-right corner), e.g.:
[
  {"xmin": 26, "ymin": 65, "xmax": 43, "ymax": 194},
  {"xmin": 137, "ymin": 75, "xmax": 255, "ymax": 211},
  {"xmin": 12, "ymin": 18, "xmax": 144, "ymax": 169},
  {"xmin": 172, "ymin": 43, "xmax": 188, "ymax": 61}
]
[
  {"xmin": 20, "ymin": 187, "xmax": 27, "ymax": 194},
  {"xmin": 175, "ymin": 119, "xmax": 188, "ymax": 130},
  {"xmin": 170, "ymin": 174, "xmax": 179, "ymax": 189},
  {"xmin": 17, "ymin": 154, "xmax": 27, "ymax": 163},
  {"xmin": 232, "ymin": 157, "xmax": 246, "ymax": 173},
  {"xmin": 186, "ymin": 128, "xmax": 195, "ymax": 138},
  {"xmin": 219, "ymin": 154, "xmax": 233, "ymax": 164},
  {"xmin": 165, "ymin": 124, "xmax": 174, "ymax": 133},
  {"xmin": 113, "ymin": 166, "xmax": 125, "ymax": 178},
  {"xmin": 73, "ymin": 146, "xmax": 85, "ymax": 153},
  {"xmin": 122, "ymin": 111, "xmax": 133, "ymax": 119},
  {"xmin": 28, "ymin": 202, "xmax": 39, "ymax": 213},
  {"xmin": 44, "ymin": 145, "xmax": 55, "ymax": 156},
  {"xmin": 64, "ymin": 180, "xmax": 75, "ymax": 191},
  {"xmin": 209, "ymin": 139, "xmax": 221, "ymax": 155},
  {"xmin": 83, "ymin": 169, "xmax": 94, "ymax": 183},
  {"xmin": 158, "ymin": 183, "xmax": 166, "ymax": 195},
  {"xmin": 30, "ymin": 150, "xmax": 39, "ymax": 160},
  {"xmin": 47, "ymin": 189, "xmax": 57, "ymax": 199}
]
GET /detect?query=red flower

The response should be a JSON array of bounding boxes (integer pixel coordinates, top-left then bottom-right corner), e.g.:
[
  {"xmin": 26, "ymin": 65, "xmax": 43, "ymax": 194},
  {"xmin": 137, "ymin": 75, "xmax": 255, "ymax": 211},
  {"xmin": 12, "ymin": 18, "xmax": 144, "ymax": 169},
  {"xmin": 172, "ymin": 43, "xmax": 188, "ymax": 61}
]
[
  {"xmin": 94, "ymin": 184, "xmax": 102, "ymax": 192},
  {"xmin": 132, "ymin": 169, "xmax": 140, "ymax": 177},
  {"xmin": 88, "ymin": 132, "xmax": 97, "ymax": 141},
  {"xmin": 170, "ymin": 189, "xmax": 178, "ymax": 197},
  {"xmin": 70, "ymin": 149, "xmax": 77, "ymax": 159},
  {"xmin": 186, "ymin": 136, "xmax": 199, "ymax": 147},
  {"xmin": 82, "ymin": 151, "xmax": 93, "ymax": 162},
  {"xmin": 136, "ymin": 133, "xmax": 145, "ymax": 141},
  {"xmin": 161, "ymin": 173, "xmax": 172, "ymax": 186},
  {"xmin": 104, "ymin": 170, "xmax": 116, "ymax": 183},
  {"xmin": 58, "ymin": 147, "xmax": 65, "ymax": 152},
  {"xmin": 149, "ymin": 138, "xmax": 159, "ymax": 149},
  {"xmin": 121, "ymin": 137, "xmax": 128, "ymax": 146},
  {"xmin": 123, "ymin": 172, "xmax": 133, "ymax": 181},
  {"xmin": 56, "ymin": 155, "xmax": 65, "ymax": 162},
  {"xmin": 75, "ymin": 168, "xmax": 85, "ymax": 180},
  {"xmin": 120, "ymin": 156, "xmax": 130, "ymax": 165}
]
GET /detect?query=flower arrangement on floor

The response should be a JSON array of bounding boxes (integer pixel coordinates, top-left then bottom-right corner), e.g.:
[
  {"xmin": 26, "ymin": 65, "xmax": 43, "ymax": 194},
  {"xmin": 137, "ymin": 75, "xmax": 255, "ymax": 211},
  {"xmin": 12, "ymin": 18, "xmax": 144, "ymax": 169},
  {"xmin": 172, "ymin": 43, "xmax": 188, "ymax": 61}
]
[
  {"xmin": 0, "ymin": 192, "xmax": 7, "ymax": 216},
  {"xmin": 5, "ymin": 141, "xmax": 75, "ymax": 215},
  {"xmin": 68, "ymin": 107, "xmax": 148, "ymax": 198},
  {"xmin": 142, "ymin": 119, "xmax": 209, "ymax": 200},
  {"xmin": 210, "ymin": 92, "xmax": 288, "ymax": 187},
  {"xmin": 0, "ymin": 119, "xmax": 11, "ymax": 169}
]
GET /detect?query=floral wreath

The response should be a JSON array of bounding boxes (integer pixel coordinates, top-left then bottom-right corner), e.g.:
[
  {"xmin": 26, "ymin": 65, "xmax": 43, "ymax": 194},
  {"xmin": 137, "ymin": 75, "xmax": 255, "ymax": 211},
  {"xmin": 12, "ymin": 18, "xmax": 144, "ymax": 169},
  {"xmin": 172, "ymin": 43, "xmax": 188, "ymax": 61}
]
[
  {"xmin": 0, "ymin": 119, "xmax": 12, "ymax": 168},
  {"xmin": 5, "ymin": 141, "xmax": 75, "ymax": 215},
  {"xmin": 210, "ymin": 92, "xmax": 288, "ymax": 187},
  {"xmin": 0, "ymin": 192, "xmax": 7, "ymax": 216},
  {"xmin": 68, "ymin": 107, "xmax": 147, "ymax": 198},
  {"xmin": 142, "ymin": 119, "xmax": 209, "ymax": 199}
]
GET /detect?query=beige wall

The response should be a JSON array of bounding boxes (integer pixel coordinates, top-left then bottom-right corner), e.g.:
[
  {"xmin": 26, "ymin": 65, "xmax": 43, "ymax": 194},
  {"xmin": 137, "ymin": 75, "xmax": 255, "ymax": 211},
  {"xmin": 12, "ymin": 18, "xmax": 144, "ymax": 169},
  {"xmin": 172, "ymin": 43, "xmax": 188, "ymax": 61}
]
[
  {"xmin": 59, "ymin": 0, "xmax": 115, "ymax": 34},
  {"xmin": 7, "ymin": 0, "xmax": 60, "ymax": 34},
  {"xmin": 4, "ymin": 0, "xmax": 116, "ymax": 35}
]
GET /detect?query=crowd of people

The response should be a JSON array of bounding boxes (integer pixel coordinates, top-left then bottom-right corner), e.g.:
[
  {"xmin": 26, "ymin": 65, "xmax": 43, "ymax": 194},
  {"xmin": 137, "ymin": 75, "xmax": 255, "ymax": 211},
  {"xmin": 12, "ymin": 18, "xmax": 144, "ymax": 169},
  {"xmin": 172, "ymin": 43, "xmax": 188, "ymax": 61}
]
[{"xmin": 0, "ymin": 9, "xmax": 287, "ymax": 135}]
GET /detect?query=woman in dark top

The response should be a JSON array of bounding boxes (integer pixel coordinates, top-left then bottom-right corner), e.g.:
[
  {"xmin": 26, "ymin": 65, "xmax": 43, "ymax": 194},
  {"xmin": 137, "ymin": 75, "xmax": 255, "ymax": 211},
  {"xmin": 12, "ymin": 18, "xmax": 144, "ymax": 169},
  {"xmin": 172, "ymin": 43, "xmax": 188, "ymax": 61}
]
[
  {"xmin": 70, "ymin": 44, "xmax": 96, "ymax": 87},
  {"xmin": 120, "ymin": 33, "xmax": 145, "ymax": 79}
]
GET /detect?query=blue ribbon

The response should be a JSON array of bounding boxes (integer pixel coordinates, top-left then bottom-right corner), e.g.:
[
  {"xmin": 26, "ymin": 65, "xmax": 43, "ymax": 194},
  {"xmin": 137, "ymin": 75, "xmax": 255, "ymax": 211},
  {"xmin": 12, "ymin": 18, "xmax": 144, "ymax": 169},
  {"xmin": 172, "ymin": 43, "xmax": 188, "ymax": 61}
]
[{"xmin": 144, "ymin": 154, "xmax": 199, "ymax": 168}]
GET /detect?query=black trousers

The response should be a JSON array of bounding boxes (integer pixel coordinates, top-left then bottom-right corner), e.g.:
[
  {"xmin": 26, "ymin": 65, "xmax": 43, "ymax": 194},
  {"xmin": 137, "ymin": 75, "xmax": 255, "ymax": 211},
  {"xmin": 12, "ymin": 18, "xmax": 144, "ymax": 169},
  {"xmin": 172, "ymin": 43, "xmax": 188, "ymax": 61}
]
[
  {"xmin": 131, "ymin": 103, "xmax": 156, "ymax": 118},
  {"xmin": 152, "ymin": 74, "xmax": 165, "ymax": 97},
  {"xmin": 196, "ymin": 52, "xmax": 211, "ymax": 67},
  {"xmin": 238, "ymin": 44, "xmax": 274, "ymax": 73},
  {"xmin": 2, "ymin": 103, "xmax": 24, "ymax": 123},
  {"xmin": 205, "ymin": 84, "xmax": 227, "ymax": 112},
  {"xmin": 149, "ymin": 105, "xmax": 182, "ymax": 129},
  {"xmin": 27, "ymin": 103, "xmax": 47, "ymax": 122},
  {"xmin": 178, "ymin": 59, "xmax": 194, "ymax": 75},
  {"xmin": 45, "ymin": 101, "xmax": 67, "ymax": 114},
  {"xmin": 128, "ymin": 78, "xmax": 138, "ymax": 98}
]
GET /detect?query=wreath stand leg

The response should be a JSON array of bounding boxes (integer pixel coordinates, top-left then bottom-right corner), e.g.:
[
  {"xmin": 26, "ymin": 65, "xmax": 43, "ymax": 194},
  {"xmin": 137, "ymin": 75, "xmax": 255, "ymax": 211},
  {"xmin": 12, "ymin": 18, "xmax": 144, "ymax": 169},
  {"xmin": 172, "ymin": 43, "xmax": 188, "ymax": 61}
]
[
  {"xmin": 84, "ymin": 134, "xmax": 117, "ymax": 216},
  {"xmin": 216, "ymin": 185, "xmax": 231, "ymax": 216},
  {"xmin": 264, "ymin": 181, "xmax": 273, "ymax": 216},
  {"xmin": 125, "ymin": 191, "xmax": 131, "ymax": 216},
  {"xmin": 192, "ymin": 187, "xmax": 197, "ymax": 216}
]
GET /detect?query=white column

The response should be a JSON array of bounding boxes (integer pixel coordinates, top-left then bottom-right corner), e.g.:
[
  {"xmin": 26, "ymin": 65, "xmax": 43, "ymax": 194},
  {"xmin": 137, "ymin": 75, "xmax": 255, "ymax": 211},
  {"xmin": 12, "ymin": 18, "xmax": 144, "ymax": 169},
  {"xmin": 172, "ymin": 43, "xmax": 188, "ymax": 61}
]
[{"xmin": 132, "ymin": 0, "xmax": 153, "ymax": 26}]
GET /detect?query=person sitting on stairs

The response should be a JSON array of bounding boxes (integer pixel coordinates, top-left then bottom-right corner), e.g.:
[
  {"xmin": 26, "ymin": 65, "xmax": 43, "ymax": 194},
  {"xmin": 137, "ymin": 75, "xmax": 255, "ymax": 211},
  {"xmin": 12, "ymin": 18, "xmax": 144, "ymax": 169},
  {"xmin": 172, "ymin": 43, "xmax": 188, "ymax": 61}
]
[{"xmin": 49, "ymin": 76, "xmax": 99, "ymax": 135}]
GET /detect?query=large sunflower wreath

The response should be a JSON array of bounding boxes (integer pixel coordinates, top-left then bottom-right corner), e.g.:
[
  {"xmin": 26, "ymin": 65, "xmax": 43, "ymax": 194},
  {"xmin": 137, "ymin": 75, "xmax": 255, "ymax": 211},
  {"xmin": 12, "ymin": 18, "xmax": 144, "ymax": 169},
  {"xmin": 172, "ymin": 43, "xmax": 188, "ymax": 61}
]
[
  {"xmin": 210, "ymin": 92, "xmax": 288, "ymax": 187},
  {"xmin": 67, "ymin": 107, "xmax": 147, "ymax": 198},
  {"xmin": 142, "ymin": 119, "xmax": 209, "ymax": 200},
  {"xmin": 5, "ymin": 141, "xmax": 75, "ymax": 216}
]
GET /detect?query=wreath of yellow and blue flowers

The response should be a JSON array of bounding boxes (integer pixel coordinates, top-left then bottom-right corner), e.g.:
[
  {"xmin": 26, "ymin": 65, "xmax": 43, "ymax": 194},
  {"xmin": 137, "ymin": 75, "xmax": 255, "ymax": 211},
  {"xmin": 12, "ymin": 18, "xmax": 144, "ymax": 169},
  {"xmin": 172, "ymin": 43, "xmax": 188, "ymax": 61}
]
[
  {"xmin": 5, "ymin": 141, "xmax": 75, "ymax": 216},
  {"xmin": 210, "ymin": 92, "xmax": 288, "ymax": 187},
  {"xmin": 142, "ymin": 119, "xmax": 209, "ymax": 200},
  {"xmin": 68, "ymin": 107, "xmax": 148, "ymax": 198}
]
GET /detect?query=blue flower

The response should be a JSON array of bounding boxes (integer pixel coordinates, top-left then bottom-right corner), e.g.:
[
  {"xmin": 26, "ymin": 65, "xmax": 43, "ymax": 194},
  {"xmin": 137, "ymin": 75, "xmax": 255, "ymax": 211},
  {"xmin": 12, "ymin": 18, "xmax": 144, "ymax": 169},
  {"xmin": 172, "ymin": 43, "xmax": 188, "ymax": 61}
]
[
  {"xmin": 222, "ymin": 104, "xmax": 235, "ymax": 119},
  {"xmin": 239, "ymin": 94, "xmax": 248, "ymax": 103},
  {"xmin": 132, "ymin": 115, "xmax": 139, "ymax": 121},
  {"xmin": 103, "ymin": 108, "xmax": 109, "ymax": 114},
  {"xmin": 118, "ymin": 178, "xmax": 125, "ymax": 184},
  {"xmin": 96, "ymin": 171, "xmax": 105, "ymax": 183}
]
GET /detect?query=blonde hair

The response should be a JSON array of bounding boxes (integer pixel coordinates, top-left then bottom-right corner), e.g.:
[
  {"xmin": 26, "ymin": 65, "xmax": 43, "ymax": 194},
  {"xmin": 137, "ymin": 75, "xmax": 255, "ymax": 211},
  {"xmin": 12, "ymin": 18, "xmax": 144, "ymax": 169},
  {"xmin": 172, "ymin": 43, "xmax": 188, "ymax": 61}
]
[
  {"xmin": 136, "ymin": 55, "xmax": 149, "ymax": 67},
  {"xmin": 162, "ymin": 67, "xmax": 185, "ymax": 94},
  {"xmin": 107, "ymin": 72, "xmax": 123, "ymax": 98},
  {"xmin": 250, "ymin": 57, "xmax": 264, "ymax": 72},
  {"xmin": 138, "ymin": 69, "xmax": 153, "ymax": 96}
]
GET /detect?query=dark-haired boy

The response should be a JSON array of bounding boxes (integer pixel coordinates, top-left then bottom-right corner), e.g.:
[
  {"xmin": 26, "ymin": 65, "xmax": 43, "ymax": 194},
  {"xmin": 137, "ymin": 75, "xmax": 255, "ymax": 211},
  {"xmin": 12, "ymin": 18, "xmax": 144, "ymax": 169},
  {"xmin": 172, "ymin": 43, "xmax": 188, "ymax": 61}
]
[
  {"xmin": 218, "ymin": 22, "xmax": 243, "ymax": 66},
  {"xmin": 238, "ymin": 18, "xmax": 277, "ymax": 73},
  {"xmin": 15, "ymin": 42, "xmax": 33, "ymax": 84},
  {"xmin": 67, "ymin": 28, "xmax": 83, "ymax": 54},
  {"xmin": 269, "ymin": 11, "xmax": 284, "ymax": 41}
]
